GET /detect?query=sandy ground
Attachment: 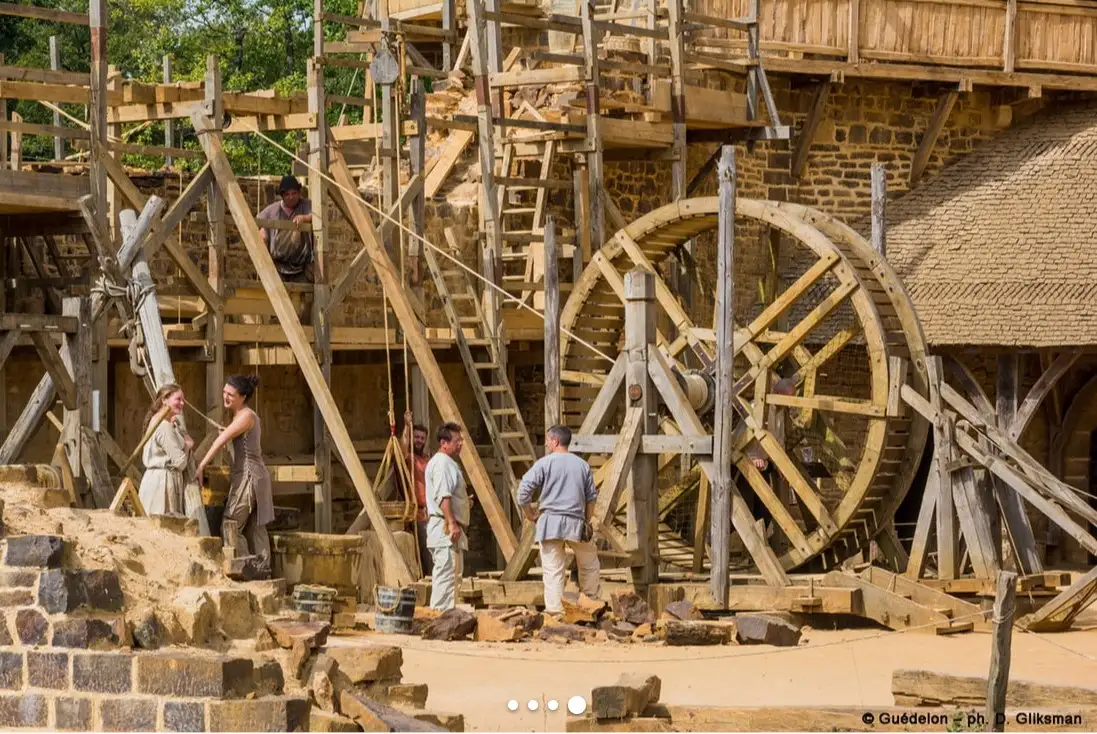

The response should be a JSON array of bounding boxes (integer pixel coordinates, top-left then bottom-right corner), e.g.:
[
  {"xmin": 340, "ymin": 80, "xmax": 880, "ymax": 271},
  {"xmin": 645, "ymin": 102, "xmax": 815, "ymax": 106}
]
[{"xmin": 331, "ymin": 610, "xmax": 1097, "ymax": 732}]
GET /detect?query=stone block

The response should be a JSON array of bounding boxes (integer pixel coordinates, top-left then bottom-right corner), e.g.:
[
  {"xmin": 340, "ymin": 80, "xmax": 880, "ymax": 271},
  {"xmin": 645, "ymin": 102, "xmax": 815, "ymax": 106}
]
[
  {"xmin": 323, "ymin": 645, "xmax": 402, "ymax": 684},
  {"xmin": 0, "ymin": 619, "xmax": 10, "ymax": 646},
  {"xmin": 420, "ymin": 609, "xmax": 476, "ymax": 641},
  {"xmin": 662, "ymin": 600, "xmax": 702, "ymax": 621},
  {"xmin": 15, "ymin": 607, "xmax": 49, "ymax": 644},
  {"xmin": 255, "ymin": 627, "xmax": 279, "ymax": 651},
  {"xmin": 72, "ymin": 651, "xmax": 133, "ymax": 693},
  {"xmin": 256, "ymin": 659, "xmax": 286, "ymax": 696},
  {"xmin": 163, "ymin": 701, "xmax": 206, "ymax": 732},
  {"xmin": 51, "ymin": 617, "xmax": 124, "ymax": 649},
  {"xmin": 561, "ymin": 593, "xmax": 607, "ymax": 625},
  {"xmin": 309, "ymin": 709, "xmax": 360, "ymax": 732},
  {"xmin": 209, "ymin": 588, "xmax": 257, "ymax": 639},
  {"xmin": 268, "ymin": 618, "xmax": 330, "ymax": 649},
  {"xmin": 197, "ymin": 535, "xmax": 224, "ymax": 559},
  {"xmin": 208, "ymin": 696, "xmax": 311, "ymax": 732},
  {"xmin": 664, "ymin": 621, "xmax": 730, "ymax": 646},
  {"xmin": 734, "ymin": 613, "xmax": 802, "ymax": 647},
  {"xmin": 609, "ymin": 590, "xmax": 655, "ymax": 626},
  {"xmin": 171, "ymin": 587, "xmax": 217, "ymax": 645},
  {"xmin": 385, "ymin": 683, "xmax": 429, "ymax": 709},
  {"xmin": 0, "ymin": 693, "xmax": 48, "ymax": 728},
  {"xmin": 592, "ymin": 674, "xmax": 660, "ymax": 720},
  {"xmin": 247, "ymin": 578, "xmax": 286, "ymax": 614},
  {"xmin": 130, "ymin": 608, "xmax": 164, "ymax": 650},
  {"xmin": 27, "ymin": 650, "xmax": 68, "ymax": 689},
  {"xmin": 54, "ymin": 697, "xmax": 92, "ymax": 731},
  {"xmin": 136, "ymin": 652, "xmax": 255, "ymax": 698},
  {"xmin": 408, "ymin": 710, "xmax": 464, "ymax": 732},
  {"xmin": 38, "ymin": 569, "xmax": 124, "ymax": 614},
  {"xmin": 99, "ymin": 698, "xmax": 157, "ymax": 732},
  {"xmin": 0, "ymin": 589, "xmax": 34, "ymax": 607},
  {"xmin": 4, "ymin": 535, "xmax": 65, "ymax": 568},
  {"xmin": 340, "ymin": 692, "xmax": 445, "ymax": 732},
  {"xmin": 0, "ymin": 570, "xmax": 39, "ymax": 588},
  {"xmin": 0, "ymin": 651, "xmax": 22, "ymax": 690}
]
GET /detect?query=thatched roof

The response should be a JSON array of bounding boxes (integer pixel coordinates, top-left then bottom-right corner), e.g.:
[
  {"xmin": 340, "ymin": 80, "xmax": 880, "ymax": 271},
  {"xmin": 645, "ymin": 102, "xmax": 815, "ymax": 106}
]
[{"xmin": 884, "ymin": 103, "xmax": 1097, "ymax": 348}]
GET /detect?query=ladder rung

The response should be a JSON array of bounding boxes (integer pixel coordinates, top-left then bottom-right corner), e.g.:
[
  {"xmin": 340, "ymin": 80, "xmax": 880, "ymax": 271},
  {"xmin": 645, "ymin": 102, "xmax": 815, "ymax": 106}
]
[
  {"xmin": 500, "ymin": 431, "xmax": 525, "ymax": 439},
  {"xmin": 451, "ymin": 293, "xmax": 475, "ymax": 300},
  {"xmin": 502, "ymin": 207, "xmax": 537, "ymax": 215},
  {"xmin": 441, "ymin": 270, "xmax": 464, "ymax": 278},
  {"xmin": 491, "ymin": 408, "xmax": 517, "ymax": 415},
  {"xmin": 457, "ymin": 316, "xmax": 481, "ymax": 324},
  {"xmin": 482, "ymin": 385, "xmax": 508, "ymax": 392},
  {"xmin": 474, "ymin": 362, "xmax": 498, "ymax": 370},
  {"xmin": 508, "ymin": 454, "xmax": 536, "ymax": 462}
]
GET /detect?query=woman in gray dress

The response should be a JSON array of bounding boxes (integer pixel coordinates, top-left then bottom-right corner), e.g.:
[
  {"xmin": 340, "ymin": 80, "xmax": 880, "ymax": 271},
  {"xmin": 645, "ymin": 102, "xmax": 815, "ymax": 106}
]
[
  {"xmin": 196, "ymin": 374, "xmax": 274, "ymax": 573},
  {"xmin": 138, "ymin": 383, "xmax": 193, "ymax": 516}
]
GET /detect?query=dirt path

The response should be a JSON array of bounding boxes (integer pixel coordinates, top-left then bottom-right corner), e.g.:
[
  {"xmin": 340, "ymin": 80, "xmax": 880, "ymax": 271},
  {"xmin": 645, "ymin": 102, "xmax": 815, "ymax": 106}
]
[{"xmin": 334, "ymin": 620, "xmax": 1097, "ymax": 732}]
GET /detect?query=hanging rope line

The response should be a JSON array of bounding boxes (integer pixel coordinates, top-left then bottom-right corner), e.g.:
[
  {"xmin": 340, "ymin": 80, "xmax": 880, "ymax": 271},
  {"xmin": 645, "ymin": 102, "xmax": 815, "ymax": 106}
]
[{"xmin": 234, "ymin": 121, "xmax": 617, "ymax": 366}]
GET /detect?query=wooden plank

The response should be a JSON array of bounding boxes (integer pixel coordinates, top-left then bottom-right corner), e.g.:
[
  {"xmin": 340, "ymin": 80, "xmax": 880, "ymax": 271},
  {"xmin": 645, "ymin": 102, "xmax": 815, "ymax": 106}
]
[
  {"xmin": 323, "ymin": 143, "xmax": 518, "ymax": 560},
  {"xmin": 790, "ymin": 82, "xmax": 830, "ymax": 179},
  {"xmin": 142, "ymin": 165, "xmax": 213, "ymax": 261},
  {"xmin": 570, "ymin": 435, "xmax": 713, "ymax": 454},
  {"xmin": 0, "ymin": 329, "xmax": 19, "ymax": 370},
  {"xmin": 0, "ymin": 120, "xmax": 88, "ymax": 141},
  {"xmin": 192, "ymin": 112, "xmax": 414, "ymax": 586},
  {"xmin": 544, "ymin": 217, "xmax": 560, "ymax": 431},
  {"xmin": 986, "ymin": 570, "xmax": 1018, "ymax": 731},
  {"xmin": 871, "ymin": 163, "xmax": 886, "ymax": 256},
  {"xmin": 910, "ymin": 90, "xmax": 958, "ymax": 184},
  {"xmin": 29, "ymin": 332, "xmax": 77, "ymax": 410},
  {"xmin": 0, "ymin": 3, "xmax": 87, "ymax": 24},
  {"xmin": 1023, "ymin": 564, "xmax": 1097, "ymax": 632},
  {"xmin": 1011, "ymin": 350, "xmax": 1079, "ymax": 440},
  {"xmin": 1004, "ymin": 0, "xmax": 1018, "ymax": 72},
  {"xmin": 490, "ymin": 66, "xmax": 585, "ymax": 87},
  {"xmin": 996, "ymin": 353, "xmax": 1042, "ymax": 574},
  {"xmin": 823, "ymin": 571, "xmax": 952, "ymax": 631},
  {"xmin": 0, "ymin": 313, "xmax": 77, "ymax": 332},
  {"xmin": 711, "ymin": 146, "xmax": 735, "ymax": 606},
  {"xmin": 591, "ymin": 407, "xmax": 645, "ymax": 552},
  {"xmin": 925, "ymin": 356, "xmax": 958, "ymax": 579}
]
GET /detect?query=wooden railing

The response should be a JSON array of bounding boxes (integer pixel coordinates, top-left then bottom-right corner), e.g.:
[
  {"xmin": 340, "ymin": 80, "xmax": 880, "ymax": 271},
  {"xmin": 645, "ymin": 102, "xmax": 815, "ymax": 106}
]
[{"xmin": 691, "ymin": 0, "xmax": 1097, "ymax": 76}]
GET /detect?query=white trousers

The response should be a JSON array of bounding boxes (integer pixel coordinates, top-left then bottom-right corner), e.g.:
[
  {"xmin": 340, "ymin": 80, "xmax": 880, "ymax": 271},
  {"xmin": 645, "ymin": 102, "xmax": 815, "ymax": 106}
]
[
  {"xmin": 540, "ymin": 538, "xmax": 601, "ymax": 614},
  {"xmin": 429, "ymin": 546, "xmax": 464, "ymax": 611}
]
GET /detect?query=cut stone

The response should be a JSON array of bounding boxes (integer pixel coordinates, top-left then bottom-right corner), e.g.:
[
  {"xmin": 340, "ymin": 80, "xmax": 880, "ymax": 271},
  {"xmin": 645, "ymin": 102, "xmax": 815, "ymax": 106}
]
[
  {"xmin": 163, "ymin": 701, "xmax": 206, "ymax": 732},
  {"xmin": 255, "ymin": 627, "xmax": 279, "ymax": 652},
  {"xmin": 407, "ymin": 710, "xmax": 465, "ymax": 732},
  {"xmin": 38, "ymin": 569, "xmax": 124, "ymax": 614},
  {"xmin": 27, "ymin": 651, "xmax": 68, "ymax": 690},
  {"xmin": 561, "ymin": 593, "xmax": 608, "ymax": 625},
  {"xmin": 248, "ymin": 578, "xmax": 286, "ymax": 614},
  {"xmin": 256, "ymin": 659, "xmax": 286, "ymax": 696},
  {"xmin": 310, "ymin": 669, "xmax": 337, "ymax": 713},
  {"xmin": 385, "ymin": 683, "xmax": 429, "ymax": 709},
  {"xmin": 0, "ymin": 589, "xmax": 34, "ymax": 607},
  {"xmin": 171, "ymin": 587, "xmax": 217, "ymax": 645},
  {"xmin": 309, "ymin": 709, "xmax": 361, "ymax": 732},
  {"xmin": 136, "ymin": 652, "xmax": 256, "ymax": 698},
  {"xmin": 609, "ymin": 590, "xmax": 655, "ymax": 626},
  {"xmin": 0, "ymin": 694, "xmax": 48, "ymax": 728},
  {"xmin": 4, "ymin": 535, "xmax": 65, "ymax": 568},
  {"xmin": 734, "ymin": 614, "xmax": 802, "ymax": 647},
  {"xmin": 207, "ymin": 696, "xmax": 311, "ymax": 732},
  {"xmin": 53, "ymin": 697, "xmax": 91, "ymax": 731},
  {"xmin": 664, "ymin": 620, "xmax": 731, "ymax": 646},
  {"xmin": 0, "ymin": 651, "xmax": 22, "ymax": 690},
  {"xmin": 15, "ymin": 607, "xmax": 49, "ymax": 645},
  {"xmin": 268, "ymin": 618, "xmax": 331, "ymax": 649},
  {"xmin": 421, "ymin": 608, "xmax": 476, "ymax": 641},
  {"xmin": 51, "ymin": 617, "xmax": 124, "ymax": 649},
  {"xmin": 323, "ymin": 645, "xmax": 403, "ymax": 684},
  {"xmin": 591, "ymin": 674, "xmax": 661, "ymax": 720},
  {"xmin": 209, "ymin": 588, "xmax": 258, "ymax": 639},
  {"xmin": 72, "ymin": 652, "xmax": 133, "ymax": 693},
  {"xmin": 340, "ymin": 690, "xmax": 445, "ymax": 732},
  {"xmin": 99, "ymin": 698, "xmax": 157, "ymax": 732},
  {"xmin": 291, "ymin": 639, "xmax": 313, "ymax": 683}
]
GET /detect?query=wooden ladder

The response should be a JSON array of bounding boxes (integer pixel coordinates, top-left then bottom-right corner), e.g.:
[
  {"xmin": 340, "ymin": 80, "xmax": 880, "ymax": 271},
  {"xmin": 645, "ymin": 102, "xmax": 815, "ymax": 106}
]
[{"xmin": 422, "ymin": 231, "xmax": 538, "ymax": 519}]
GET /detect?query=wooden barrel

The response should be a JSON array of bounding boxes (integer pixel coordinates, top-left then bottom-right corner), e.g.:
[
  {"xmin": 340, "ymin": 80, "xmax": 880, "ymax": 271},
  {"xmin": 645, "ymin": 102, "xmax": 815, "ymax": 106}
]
[{"xmin": 270, "ymin": 532, "xmax": 364, "ymax": 596}]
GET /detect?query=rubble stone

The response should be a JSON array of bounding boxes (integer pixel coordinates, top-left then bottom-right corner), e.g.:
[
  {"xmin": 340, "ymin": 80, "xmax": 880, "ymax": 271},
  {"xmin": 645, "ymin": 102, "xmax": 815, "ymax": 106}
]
[
  {"xmin": 474, "ymin": 611, "xmax": 526, "ymax": 642},
  {"xmin": 408, "ymin": 710, "xmax": 465, "ymax": 731},
  {"xmin": 255, "ymin": 627, "xmax": 279, "ymax": 651},
  {"xmin": 421, "ymin": 608, "xmax": 476, "ymax": 641},
  {"xmin": 4, "ymin": 535, "xmax": 65, "ymax": 568},
  {"xmin": 562, "ymin": 593, "xmax": 608, "ymax": 625},
  {"xmin": 340, "ymin": 690, "xmax": 445, "ymax": 732},
  {"xmin": 0, "ymin": 651, "xmax": 22, "ymax": 690},
  {"xmin": 38, "ymin": 569, "xmax": 124, "ymax": 614},
  {"xmin": 27, "ymin": 651, "xmax": 68, "ymax": 689},
  {"xmin": 131, "ymin": 608, "xmax": 164, "ymax": 650},
  {"xmin": 15, "ymin": 607, "xmax": 49, "ymax": 645},
  {"xmin": 72, "ymin": 652, "xmax": 133, "ymax": 693},
  {"xmin": 136, "ymin": 652, "xmax": 255, "ymax": 698},
  {"xmin": 310, "ymin": 709, "xmax": 361, "ymax": 732},
  {"xmin": 54, "ymin": 697, "xmax": 91, "ymax": 731},
  {"xmin": 324, "ymin": 645, "xmax": 403, "ymax": 683},
  {"xmin": 268, "ymin": 618, "xmax": 331, "ymax": 649},
  {"xmin": 291, "ymin": 639, "xmax": 313, "ymax": 683},
  {"xmin": 386, "ymin": 683, "xmax": 429, "ymax": 709},
  {"xmin": 662, "ymin": 600, "xmax": 702, "ymax": 621},
  {"xmin": 163, "ymin": 701, "xmax": 206, "ymax": 732},
  {"xmin": 609, "ymin": 590, "xmax": 655, "ymax": 626},
  {"xmin": 99, "ymin": 698, "xmax": 157, "ymax": 732},
  {"xmin": 209, "ymin": 588, "xmax": 258, "ymax": 639},
  {"xmin": 664, "ymin": 621, "xmax": 730, "ymax": 646},
  {"xmin": 0, "ymin": 619, "xmax": 10, "ymax": 646},
  {"xmin": 592, "ymin": 673, "xmax": 661, "ymax": 720},
  {"xmin": 735, "ymin": 614, "xmax": 802, "ymax": 647},
  {"xmin": 257, "ymin": 659, "xmax": 286, "ymax": 696},
  {"xmin": 171, "ymin": 587, "xmax": 217, "ymax": 645}
]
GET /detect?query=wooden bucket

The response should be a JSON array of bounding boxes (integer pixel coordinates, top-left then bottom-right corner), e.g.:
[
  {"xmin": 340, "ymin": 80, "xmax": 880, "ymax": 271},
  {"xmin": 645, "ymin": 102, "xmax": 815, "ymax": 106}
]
[{"xmin": 270, "ymin": 532, "xmax": 365, "ymax": 596}]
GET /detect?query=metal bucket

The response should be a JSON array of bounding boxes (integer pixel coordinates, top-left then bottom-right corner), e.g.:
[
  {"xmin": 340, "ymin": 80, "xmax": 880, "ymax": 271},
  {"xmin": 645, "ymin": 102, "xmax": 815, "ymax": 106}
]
[{"xmin": 374, "ymin": 586, "xmax": 417, "ymax": 635}]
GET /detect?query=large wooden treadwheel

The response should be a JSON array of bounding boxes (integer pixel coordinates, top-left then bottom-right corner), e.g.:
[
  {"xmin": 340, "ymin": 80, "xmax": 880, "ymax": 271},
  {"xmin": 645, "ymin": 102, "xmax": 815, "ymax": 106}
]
[{"xmin": 560, "ymin": 198, "xmax": 931, "ymax": 572}]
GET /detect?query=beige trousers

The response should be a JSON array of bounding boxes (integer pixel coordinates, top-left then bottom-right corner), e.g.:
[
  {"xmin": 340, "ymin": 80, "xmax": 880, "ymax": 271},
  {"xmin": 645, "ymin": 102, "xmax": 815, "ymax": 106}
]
[
  {"xmin": 429, "ymin": 546, "xmax": 464, "ymax": 611},
  {"xmin": 540, "ymin": 539, "xmax": 601, "ymax": 614}
]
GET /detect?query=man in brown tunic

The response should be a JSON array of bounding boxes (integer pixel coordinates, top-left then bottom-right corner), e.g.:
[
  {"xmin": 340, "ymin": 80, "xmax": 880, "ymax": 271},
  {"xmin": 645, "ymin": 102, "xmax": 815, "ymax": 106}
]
[{"xmin": 259, "ymin": 175, "xmax": 314, "ymax": 282}]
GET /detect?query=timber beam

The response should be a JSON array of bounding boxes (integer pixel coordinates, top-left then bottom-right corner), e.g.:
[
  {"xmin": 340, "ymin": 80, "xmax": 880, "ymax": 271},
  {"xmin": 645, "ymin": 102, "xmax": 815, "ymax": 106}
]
[{"xmin": 910, "ymin": 89, "xmax": 960, "ymax": 184}]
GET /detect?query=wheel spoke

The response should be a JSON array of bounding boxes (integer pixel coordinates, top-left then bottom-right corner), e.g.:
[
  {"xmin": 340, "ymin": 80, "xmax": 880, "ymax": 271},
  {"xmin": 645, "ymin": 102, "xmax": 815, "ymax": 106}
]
[
  {"xmin": 737, "ymin": 252, "xmax": 841, "ymax": 342},
  {"xmin": 736, "ymin": 455, "xmax": 813, "ymax": 560},
  {"xmin": 753, "ymin": 428, "xmax": 840, "ymax": 534}
]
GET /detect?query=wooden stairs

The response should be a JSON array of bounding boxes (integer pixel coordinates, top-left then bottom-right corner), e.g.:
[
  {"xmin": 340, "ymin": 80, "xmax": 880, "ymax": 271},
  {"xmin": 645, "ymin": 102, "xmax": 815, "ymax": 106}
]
[{"xmin": 823, "ymin": 567, "xmax": 986, "ymax": 634}]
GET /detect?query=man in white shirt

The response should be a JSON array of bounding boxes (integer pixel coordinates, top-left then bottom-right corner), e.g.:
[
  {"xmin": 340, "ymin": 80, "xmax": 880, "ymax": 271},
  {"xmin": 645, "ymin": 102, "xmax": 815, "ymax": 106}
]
[{"xmin": 425, "ymin": 422, "xmax": 469, "ymax": 610}]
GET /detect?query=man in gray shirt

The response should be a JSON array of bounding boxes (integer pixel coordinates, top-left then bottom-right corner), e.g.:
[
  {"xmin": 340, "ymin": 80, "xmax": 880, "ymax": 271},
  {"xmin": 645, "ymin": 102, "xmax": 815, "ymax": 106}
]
[
  {"xmin": 516, "ymin": 424, "xmax": 601, "ymax": 615},
  {"xmin": 258, "ymin": 175, "xmax": 314, "ymax": 282}
]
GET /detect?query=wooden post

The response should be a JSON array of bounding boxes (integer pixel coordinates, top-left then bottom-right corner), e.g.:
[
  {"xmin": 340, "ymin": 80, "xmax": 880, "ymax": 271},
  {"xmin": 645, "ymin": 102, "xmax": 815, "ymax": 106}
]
[
  {"xmin": 666, "ymin": 0, "xmax": 689, "ymax": 313},
  {"xmin": 204, "ymin": 55, "xmax": 227, "ymax": 463},
  {"xmin": 711, "ymin": 145, "xmax": 735, "ymax": 608},
  {"xmin": 927, "ymin": 356, "xmax": 958, "ymax": 579},
  {"xmin": 61, "ymin": 297, "xmax": 89, "ymax": 492},
  {"xmin": 1003, "ymin": 0, "xmax": 1017, "ymax": 73},
  {"xmin": 0, "ymin": 52, "xmax": 7, "ymax": 168},
  {"xmin": 309, "ymin": 8, "xmax": 333, "ymax": 533},
  {"xmin": 871, "ymin": 163, "xmax": 886, "ymax": 257},
  {"xmin": 847, "ymin": 0, "xmax": 860, "ymax": 64},
  {"xmin": 625, "ymin": 269, "xmax": 659, "ymax": 590},
  {"xmin": 89, "ymin": 0, "xmax": 108, "ymax": 215},
  {"xmin": 442, "ymin": 0, "xmax": 457, "ymax": 70},
  {"xmin": 408, "ymin": 78, "xmax": 430, "ymax": 433},
  {"xmin": 996, "ymin": 353, "xmax": 1042, "ymax": 574},
  {"xmin": 985, "ymin": 569, "xmax": 1017, "ymax": 732},
  {"xmin": 163, "ymin": 55, "xmax": 173, "ymax": 169},
  {"xmin": 544, "ymin": 216, "xmax": 560, "ymax": 434},
  {"xmin": 580, "ymin": 0, "xmax": 605, "ymax": 253},
  {"xmin": 49, "ymin": 36, "xmax": 64, "ymax": 161},
  {"xmin": 9, "ymin": 112, "xmax": 21, "ymax": 171}
]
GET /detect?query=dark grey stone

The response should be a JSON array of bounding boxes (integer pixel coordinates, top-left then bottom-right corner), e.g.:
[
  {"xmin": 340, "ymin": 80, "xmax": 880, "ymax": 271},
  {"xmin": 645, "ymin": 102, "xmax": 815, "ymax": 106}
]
[
  {"xmin": 0, "ymin": 652, "xmax": 23, "ymax": 690},
  {"xmin": 734, "ymin": 613, "xmax": 803, "ymax": 647},
  {"xmin": 135, "ymin": 652, "xmax": 255, "ymax": 698},
  {"xmin": 100, "ymin": 698, "xmax": 156, "ymax": 732},
  {"xmin": 0, "ymin": 694, "xmax": 47, "ymax": 728},
  {"xmin": 4, "ymin": 535, "xmax": 64, "ymax": 568},
  {"xmin": 27, "ymin": 651, "xmax": 69, "ymax": 689},
  {"xmin": 72, "ymin": 652, "xmax": 132, "ymax": 693},
  {"xmin": 0, "ymin": 570, "xmax": 39, "ymax": 588},
  {"xmin": 38, "ymin": 569, "xmax": 124, "ymax": 614},
  {"xmin": 131, "ymin": 610, "xmax": 163, "ymax": 650},
  {"xmin": 255, "ymin": 659, "xmax": 285, "ymax": 696},
  {"xmin": 51, "ymin": 617, "xmax": 122, "ymax": 649},
  {"xmin": 15, "ymin": 607, "xmax": 49, "ymax": 645}
]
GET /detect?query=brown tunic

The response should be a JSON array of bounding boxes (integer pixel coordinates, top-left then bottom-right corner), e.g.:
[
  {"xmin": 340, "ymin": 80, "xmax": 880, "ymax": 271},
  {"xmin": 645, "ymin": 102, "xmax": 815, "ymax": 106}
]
[{"xmin": 228, "ymin": 412, "xmax": 274, "ymax": 527}]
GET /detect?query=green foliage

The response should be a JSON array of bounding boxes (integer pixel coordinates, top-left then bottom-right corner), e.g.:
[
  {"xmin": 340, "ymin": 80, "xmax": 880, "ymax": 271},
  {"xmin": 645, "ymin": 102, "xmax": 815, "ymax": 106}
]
[{"xmin": 1, "ymin": 0, "xmax": 364, "ymax": 173}]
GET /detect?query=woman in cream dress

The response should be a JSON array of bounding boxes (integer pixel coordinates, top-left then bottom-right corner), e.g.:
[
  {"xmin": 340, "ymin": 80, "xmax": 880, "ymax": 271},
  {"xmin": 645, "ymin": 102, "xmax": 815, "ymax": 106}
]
[{"xmin": 138, "ymin": 383, "xmax": 194, "ymax": 516}]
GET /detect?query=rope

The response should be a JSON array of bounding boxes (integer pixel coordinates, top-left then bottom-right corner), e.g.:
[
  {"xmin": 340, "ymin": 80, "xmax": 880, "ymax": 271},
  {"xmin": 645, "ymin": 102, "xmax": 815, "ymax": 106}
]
[{"xmin": 234, "ymin": 121, "xmax": 617, "ymax": 365}]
